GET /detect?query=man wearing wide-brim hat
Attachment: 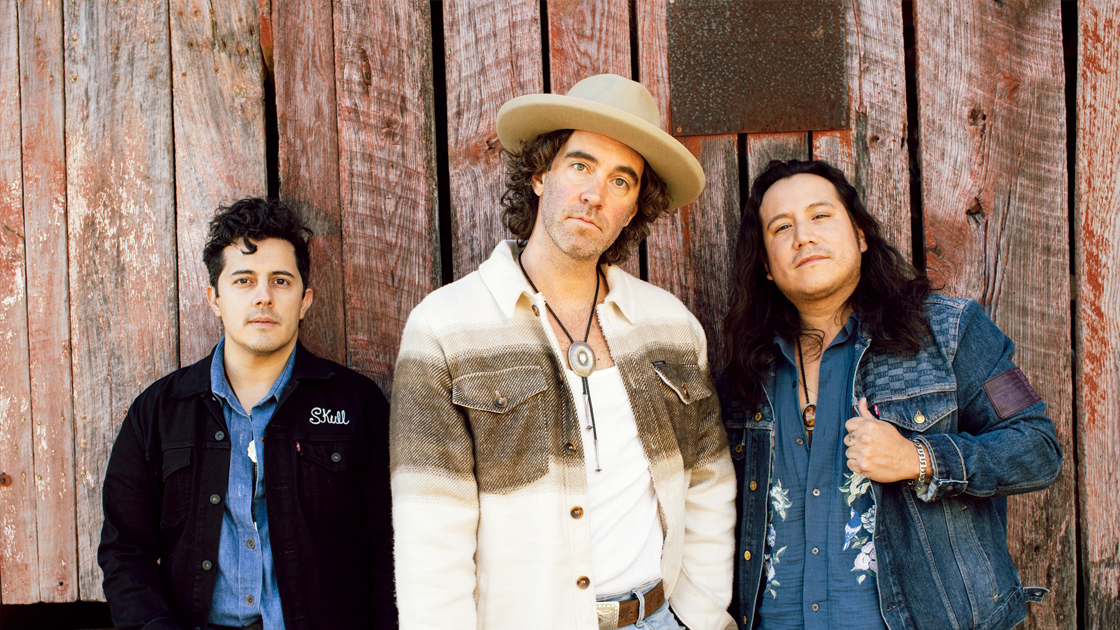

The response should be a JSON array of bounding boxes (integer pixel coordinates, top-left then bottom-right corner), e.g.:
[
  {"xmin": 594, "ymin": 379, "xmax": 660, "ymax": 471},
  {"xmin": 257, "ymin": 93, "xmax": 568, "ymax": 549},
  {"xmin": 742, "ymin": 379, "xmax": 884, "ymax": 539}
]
[{"xmin": 390, "ymin": 74, "xmax": 737, "ymax": 630}]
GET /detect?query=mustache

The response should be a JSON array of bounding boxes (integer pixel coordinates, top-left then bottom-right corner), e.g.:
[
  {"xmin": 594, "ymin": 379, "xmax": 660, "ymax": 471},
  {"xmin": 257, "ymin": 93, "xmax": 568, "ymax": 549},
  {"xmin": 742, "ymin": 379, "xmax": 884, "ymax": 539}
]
[{"xmin": 793, "ymin": 247, "xmax": 832, "ymax": 267}]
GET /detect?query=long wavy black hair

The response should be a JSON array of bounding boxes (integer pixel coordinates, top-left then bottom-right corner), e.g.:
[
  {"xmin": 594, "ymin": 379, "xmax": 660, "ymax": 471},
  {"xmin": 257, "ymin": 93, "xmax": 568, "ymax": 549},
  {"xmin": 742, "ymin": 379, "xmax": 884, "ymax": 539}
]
[{"xmin": 723, "ymin": 159, "xmax": 931, "ymax": 406}]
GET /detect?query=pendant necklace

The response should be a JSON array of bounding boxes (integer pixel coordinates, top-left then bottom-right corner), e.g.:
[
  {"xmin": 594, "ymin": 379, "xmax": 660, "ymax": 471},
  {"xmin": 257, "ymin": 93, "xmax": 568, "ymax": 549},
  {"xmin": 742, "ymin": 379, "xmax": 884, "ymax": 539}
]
[
  {"xmin": 518, "ymin": 255, "xmax": 603, "ymax": 471},
  {"xmin": 796, "ymin": 338, "xmax": 816, "ymax": 449}
]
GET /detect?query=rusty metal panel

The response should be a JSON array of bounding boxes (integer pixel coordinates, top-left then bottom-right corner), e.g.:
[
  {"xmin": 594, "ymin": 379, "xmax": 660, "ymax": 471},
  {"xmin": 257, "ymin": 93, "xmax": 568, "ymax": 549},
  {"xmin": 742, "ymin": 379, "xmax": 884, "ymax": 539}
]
[{"xmin": 667, "ymin": 0, "xmax": 849, "ymax": 135}]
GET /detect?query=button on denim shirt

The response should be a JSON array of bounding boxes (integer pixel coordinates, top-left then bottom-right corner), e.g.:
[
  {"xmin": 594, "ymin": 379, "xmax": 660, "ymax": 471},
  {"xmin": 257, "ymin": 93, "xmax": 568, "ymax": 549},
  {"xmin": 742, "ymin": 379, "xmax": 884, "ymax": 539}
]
[
  {"xmin": 719, "ymin": 295, "xmax": 1062, "ymax": 630},
  {"xmin": 209, "ymin": 337, "xmax": 295, "ymax": 628}
]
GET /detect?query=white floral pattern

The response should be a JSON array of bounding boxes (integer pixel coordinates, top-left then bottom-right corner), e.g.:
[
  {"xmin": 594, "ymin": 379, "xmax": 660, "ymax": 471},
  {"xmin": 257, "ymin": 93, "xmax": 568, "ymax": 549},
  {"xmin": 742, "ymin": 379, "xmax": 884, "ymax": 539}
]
[{"xmin": 840, "ymin": 472, "xmax": 878, "ymax": 584}]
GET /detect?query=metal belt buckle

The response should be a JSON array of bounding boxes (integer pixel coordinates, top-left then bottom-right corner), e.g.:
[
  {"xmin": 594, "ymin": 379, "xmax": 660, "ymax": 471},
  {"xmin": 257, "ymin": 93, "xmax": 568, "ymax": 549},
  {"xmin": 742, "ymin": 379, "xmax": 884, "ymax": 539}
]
[{"xmin": 596, "ymin": 601, "xmax": 620, "ymax": 630}]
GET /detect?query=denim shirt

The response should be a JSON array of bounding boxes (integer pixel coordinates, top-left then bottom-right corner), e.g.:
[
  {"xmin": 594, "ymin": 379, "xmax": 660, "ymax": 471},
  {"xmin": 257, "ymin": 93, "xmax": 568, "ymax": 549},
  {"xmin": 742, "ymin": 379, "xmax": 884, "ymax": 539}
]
[
  {"xmin": 719, "ymin": 295, "xmax": 1062, "ymax": 630},
  {"xmin": 758, "ymin": 316, "xmax": 885, "ymax": 630},
  {"xmin": 209, "ymin": 338, "xmax": 296, "ymax": 628}
]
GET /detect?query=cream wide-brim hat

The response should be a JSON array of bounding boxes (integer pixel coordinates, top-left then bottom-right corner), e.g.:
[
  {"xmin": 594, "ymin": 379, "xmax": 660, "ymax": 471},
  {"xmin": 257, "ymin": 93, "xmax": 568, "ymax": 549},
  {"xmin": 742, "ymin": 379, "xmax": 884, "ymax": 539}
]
[{"xmin": 496, "ymin": 74, "xmax": 705, "ymax": 210}]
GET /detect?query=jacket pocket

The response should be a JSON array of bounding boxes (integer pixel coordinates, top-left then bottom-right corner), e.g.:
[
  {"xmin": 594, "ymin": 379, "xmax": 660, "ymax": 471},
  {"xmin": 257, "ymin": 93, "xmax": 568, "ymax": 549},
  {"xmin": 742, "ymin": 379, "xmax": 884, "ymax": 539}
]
[
  {"xmin": 160, "ymin": 446, "xmax": 193, "ymax": 527},
  {"xmin": 652, "ymin": 361, "xmax": 714, "ymax": 468},
  {"xmin": 452, "ymin": 365, "xmax": 548, "ymax": 493},
  {"xmin": 297, "ymin": 438, "xmax": 370, "ymax": 517},
  {"xmin": 875, "ymin": 390, "xmax": 956, "ymax": 434}
]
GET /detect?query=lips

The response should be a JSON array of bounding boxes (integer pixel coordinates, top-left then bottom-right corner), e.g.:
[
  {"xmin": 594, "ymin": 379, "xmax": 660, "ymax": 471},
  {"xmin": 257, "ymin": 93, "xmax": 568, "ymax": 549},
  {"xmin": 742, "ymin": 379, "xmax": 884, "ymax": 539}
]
[
  {"xmin": 794, "ymin": 253, "xmax": 828, "ymax": 268},
  {"xmin": 247, "ymin": 312, "xmax": 279, "ymax": 326}
]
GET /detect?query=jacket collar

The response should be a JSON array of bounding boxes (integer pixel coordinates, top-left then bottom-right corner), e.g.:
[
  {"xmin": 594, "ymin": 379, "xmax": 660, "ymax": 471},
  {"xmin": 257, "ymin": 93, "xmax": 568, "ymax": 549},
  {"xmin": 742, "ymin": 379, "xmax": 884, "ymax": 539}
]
[
  {"xmin": 478, "ymin": 240, "xmax": 639, "ymax": 324},
  {"xmin": 172, "ymin": 340, "xmax": 333, "ymax": 399}
]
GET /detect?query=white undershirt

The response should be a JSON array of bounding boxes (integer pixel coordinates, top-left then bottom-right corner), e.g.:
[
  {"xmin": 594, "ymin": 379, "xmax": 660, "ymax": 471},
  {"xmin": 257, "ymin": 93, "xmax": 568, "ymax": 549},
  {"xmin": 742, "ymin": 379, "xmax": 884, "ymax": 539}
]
[{"xmin": 565, "ymin": 367, "xmax": 664, "ymax": 595}]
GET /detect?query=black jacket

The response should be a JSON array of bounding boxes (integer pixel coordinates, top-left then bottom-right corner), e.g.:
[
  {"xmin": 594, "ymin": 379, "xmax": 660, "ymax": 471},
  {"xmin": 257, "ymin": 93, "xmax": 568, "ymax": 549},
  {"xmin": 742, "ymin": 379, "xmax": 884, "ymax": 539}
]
[{"xmin": 98, "ymin": 343, "xmax": 397, "ymax": 630}]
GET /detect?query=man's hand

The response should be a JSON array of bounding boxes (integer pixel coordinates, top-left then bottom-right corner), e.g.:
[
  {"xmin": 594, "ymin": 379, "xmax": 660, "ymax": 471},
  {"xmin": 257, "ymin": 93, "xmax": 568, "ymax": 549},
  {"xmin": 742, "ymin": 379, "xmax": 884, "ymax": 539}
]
[{"xmin": 844, "ymin": 397, "xmax": 920, "ymax": 483}]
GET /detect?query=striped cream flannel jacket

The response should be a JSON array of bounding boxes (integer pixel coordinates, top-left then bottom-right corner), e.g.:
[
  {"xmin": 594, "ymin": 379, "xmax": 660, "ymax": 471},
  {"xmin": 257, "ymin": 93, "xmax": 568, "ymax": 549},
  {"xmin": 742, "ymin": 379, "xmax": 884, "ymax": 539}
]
[{"xmin": 390, "ymin": 241, "xmax": 737, "ymax": 630}]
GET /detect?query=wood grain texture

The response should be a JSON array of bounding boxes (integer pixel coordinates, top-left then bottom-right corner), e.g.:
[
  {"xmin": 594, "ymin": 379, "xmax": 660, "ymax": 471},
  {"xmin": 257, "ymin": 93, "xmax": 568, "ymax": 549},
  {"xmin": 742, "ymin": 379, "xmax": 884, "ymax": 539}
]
[
  {"xmin": 546, "ymin": 0, "xmax": 638, "ymax": 276},
  {"xmin": 1076, "ymin": 2, "xmax": 1120, "ymax": 627},
  {"xmin": 274, "ymin": 0, "xmax": 346, "ymax": 363},
  {"xmin": 638, "ymin": 0, "xmax": 739, "ymax": 370},
  {"xmin": 811, "ymin": 0, "xmax": 911, "ymax": 257},
  {"xmin": 17, "ymin": 0, "xmax": 77, "ymax": 603},
  {"xmin": 444, "ymin": 0, "xmax": 543, "ymax": 279},
  {"xmin": 171, "ymin": 0, "xmax": 268, "ymax": 366},
  {"xmin": 746, "ymin": 132, "xmax": 809, "ymax": 184},
  {"xmin": 333, "ymin": 0, "xmax": 439, "ymax": 390},
  {"xmin": 64, "ymin": 0, "xmax": 178, "ymax": 600},
  {"xmin": 0, "ymin": 0, "xmax": 38, "ymax": 605},
  {"xmin": 914, "ymin": 2, "xmax": 1073, "ymax": 628}
]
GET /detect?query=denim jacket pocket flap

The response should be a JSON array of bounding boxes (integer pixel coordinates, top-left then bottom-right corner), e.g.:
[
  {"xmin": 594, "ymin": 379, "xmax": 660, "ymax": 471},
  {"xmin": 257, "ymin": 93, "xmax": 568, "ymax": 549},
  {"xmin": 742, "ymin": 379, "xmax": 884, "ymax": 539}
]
[
  {"xmin": 299, "ymin": 439, "xmax": 368, "ymax": 472},
  {"xmin": 452, "ymin": 365, "xmax": 547, "ymax": 414},
  {"xmin": 652, "ymin": 362, "xmax": 712, "ymax": 405},
  {"xmin": 161, "ymin": 446, "xmax": 192, "ymax": 480},
  {"xmin": 876, "ymin": 390, "xmax": 955, "ymax": 433}
]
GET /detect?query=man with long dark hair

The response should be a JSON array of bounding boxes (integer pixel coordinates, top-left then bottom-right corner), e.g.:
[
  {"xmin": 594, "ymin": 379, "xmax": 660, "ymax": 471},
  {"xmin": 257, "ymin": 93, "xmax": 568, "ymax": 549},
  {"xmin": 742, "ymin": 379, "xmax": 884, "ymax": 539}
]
[
  {"xmin": 98, "ymin": 198, "xmax": 396, "ymax": 629},
  {"xmin": 719, "ymin": 159, "xmax": 1061, "ymax": 630},
  {"xmin": 391, "ymin": 75, "xmax": 737, "ymax": 629}
]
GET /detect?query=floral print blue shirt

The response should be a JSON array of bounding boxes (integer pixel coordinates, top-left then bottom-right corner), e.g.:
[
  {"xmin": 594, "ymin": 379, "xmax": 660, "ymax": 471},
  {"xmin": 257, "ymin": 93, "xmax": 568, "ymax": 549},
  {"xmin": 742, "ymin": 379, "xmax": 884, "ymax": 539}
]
[{"xmin": 756, "ymin": 316, "xmax": 886, "ymax": 630}]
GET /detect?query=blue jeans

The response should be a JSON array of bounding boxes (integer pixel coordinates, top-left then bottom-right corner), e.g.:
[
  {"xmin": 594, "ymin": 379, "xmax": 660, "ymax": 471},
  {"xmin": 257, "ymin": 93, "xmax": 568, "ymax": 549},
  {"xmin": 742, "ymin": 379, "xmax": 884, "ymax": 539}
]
[{"xmin": 597, "ymin": 580, "xmax": 685, "ymax": 630}]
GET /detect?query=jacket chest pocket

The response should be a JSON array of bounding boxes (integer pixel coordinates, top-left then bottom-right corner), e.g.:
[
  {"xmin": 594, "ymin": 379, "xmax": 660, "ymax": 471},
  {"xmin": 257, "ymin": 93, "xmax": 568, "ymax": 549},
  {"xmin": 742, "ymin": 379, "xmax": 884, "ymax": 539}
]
[
  {"xmin": 651, "ymin": 361, "xmax": 714, "ymax": 467},
  {"xmin": 452, "ymin": 365, "xmax": 548, "ymax": 493},
  {"xmin": 875, "ymin": 390, "xmax": 957, "ymax": 436},
  {"xmin": 297, "ymin": 439, "xmax": 369, "ymax": 517},
  {"xmin": 160, "ymin": 446, "xmax": 193, "ymax": 528}
]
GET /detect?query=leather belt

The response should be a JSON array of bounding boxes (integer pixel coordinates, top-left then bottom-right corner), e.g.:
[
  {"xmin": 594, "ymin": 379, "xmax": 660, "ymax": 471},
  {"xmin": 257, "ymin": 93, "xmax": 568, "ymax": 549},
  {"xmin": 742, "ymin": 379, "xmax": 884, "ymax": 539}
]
[{"xmin": 595, "ymin": 581, "xmax": 665, "ymax": 630}]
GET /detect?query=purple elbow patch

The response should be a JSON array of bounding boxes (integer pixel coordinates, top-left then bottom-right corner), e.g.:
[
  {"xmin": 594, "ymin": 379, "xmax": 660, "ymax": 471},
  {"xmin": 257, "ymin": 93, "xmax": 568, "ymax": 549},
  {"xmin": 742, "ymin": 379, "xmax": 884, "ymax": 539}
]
[{"xmin": 982, "ymin": 368, "xmax": 1042, "ymax": 419}]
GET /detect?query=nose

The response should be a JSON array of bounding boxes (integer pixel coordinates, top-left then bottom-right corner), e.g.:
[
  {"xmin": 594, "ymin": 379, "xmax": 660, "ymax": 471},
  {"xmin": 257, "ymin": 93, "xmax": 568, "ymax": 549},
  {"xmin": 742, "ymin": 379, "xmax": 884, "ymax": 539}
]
[
  {"xmin": 793, "ymin": 221, "xmax": 818, "ymax": 248},
  {"xmin": 252, "ymin": 283, "xmax": 274, "ymax": 306},
  {"xmin": 580, "ymin": 177, "xmax": 606, "ymax": 207}
]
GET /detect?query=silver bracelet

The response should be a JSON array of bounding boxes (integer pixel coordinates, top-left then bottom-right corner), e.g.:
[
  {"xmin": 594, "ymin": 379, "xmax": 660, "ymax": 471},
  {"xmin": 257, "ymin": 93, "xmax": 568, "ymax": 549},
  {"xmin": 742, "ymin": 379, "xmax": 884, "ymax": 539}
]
[{"xmin": 912, "ymin": 438, "xmax": 928, "ymax": 485}]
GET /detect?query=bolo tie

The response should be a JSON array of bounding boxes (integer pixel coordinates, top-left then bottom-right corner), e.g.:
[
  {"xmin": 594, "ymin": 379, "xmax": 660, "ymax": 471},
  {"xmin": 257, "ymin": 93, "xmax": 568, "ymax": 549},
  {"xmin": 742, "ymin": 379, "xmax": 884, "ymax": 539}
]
[
  {"xmin": 796, "ymin": 338, "xmax": 816, "ymax": 449},
  {"xmin": 518, "ymin": 255, "xmax": 603, "ymax": 471}
]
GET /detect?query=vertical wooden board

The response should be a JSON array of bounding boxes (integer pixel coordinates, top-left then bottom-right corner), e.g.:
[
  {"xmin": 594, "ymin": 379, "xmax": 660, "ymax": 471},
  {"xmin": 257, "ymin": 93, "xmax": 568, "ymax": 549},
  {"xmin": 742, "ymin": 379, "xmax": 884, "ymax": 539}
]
[
  {"xmin": 0, "ymin": 0, "xmax": 38, "ymax": 605},
  {"xmin": 64, "ymin": 0, "xmax": 178, "ymax": 600},
  {"xmin": 274, "ymin": 0, "xmax": 346, "ymax": 363},
  {"xmin": 333, "ymin": 0, "xmax": 439, "ymax": 389},
  {"xmin": 546, "ymin": 0, "xmax": 638, "ymax": 277},
  {"xmin": 171, "ymin": 0, "xmax": 268, "ymax": 366},
  {"xmin": 914, "ymin": 2, "xmax": 1073, "ymax": 629},
  {"xmin": 812, "ymin": 0, "xmax": 911, "ymax": 257},
  {"xmin": 444, "ymin": 0, "xmax": 543, "ymax": 279},
  {"xmin": 638, "ymin": 0, "xmax": 739, "ymax": 369},
  {"xmin": 746, "ymin": 132, "xmax": 810, "ymax": 184},
  {"xmin": 18, "ymin": 0, "xmax": 78, "ymax": 602},
  {"xmin": 1076, "ymin": 2, "xmax": 1120, "ymax": 627}
]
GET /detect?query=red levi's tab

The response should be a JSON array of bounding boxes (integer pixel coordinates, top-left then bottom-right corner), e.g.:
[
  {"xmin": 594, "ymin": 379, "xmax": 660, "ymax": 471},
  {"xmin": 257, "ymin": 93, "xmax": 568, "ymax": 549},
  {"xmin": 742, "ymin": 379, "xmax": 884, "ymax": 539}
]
[{"xmin": 982, "ymin": 368, "xmax": 1043, "ymax": 419}]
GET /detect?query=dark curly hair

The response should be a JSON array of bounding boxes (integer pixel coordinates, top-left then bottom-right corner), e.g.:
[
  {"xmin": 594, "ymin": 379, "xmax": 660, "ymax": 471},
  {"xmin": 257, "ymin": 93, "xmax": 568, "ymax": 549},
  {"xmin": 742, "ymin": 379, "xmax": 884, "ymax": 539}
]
[
  {"xmin": 203, "ymin": 197, "xmax": 313, "ymax": 295},
  {"xmin": 500, "ymin": 129, "xmax": 673, "ymax": 265},
  {"xmin": 723, "ymin": 159, "xmax": 931, "ymax": 407}
]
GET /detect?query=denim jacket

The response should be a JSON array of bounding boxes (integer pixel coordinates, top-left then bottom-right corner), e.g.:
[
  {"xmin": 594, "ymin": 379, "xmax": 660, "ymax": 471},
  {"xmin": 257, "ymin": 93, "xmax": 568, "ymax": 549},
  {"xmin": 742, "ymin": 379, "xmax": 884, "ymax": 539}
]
[{"xmin": 718, "ymin": 294, "xmax": 1062, "ymax": 630}]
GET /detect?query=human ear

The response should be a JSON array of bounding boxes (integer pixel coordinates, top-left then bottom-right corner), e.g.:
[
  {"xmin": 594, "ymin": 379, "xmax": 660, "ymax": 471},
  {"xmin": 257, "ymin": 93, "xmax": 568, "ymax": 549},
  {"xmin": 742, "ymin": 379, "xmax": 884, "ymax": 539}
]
[{"xmin": 206, "ymin": 285, "xmax": 221, "ymax": 317}]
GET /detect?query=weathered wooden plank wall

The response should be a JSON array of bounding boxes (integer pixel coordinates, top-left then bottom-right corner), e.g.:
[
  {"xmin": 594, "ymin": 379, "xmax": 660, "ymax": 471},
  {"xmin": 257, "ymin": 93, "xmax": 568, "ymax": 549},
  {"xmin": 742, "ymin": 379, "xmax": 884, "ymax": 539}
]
[
  {"xmin": 18, "ymin": 0, "xmax": 77, "ymax": 603},
  {"xmin": 171, "ymin": 0, "xmax": 268, "ymax": 366},
  {"xmin": 0, "ymin": 3, "xmax": 1100, "ymax": 625},
  {"xmin": 914, "ymin": 3, "xmax": 1074, "ymax": 630},
  {"xmin": 63, "ymin": 0, "xmax": 180, "ymax": 601},
  {"xmin": 0, "ymin": 0, "xmax": 37, "ymax": 606},
  {"xmin": 332, "ymin": 0, "xmax": 439, "ymax": 390},
  {"xmin": 1076, "ymin": 2, "xmax": 1120, "ymax": 628}
]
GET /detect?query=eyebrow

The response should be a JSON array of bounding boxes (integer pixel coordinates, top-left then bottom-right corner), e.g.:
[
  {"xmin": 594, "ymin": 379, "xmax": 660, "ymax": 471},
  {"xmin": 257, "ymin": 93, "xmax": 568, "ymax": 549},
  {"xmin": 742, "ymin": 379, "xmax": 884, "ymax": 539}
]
[
  {"xmin": 564, "ymin": 150, "xmax": 640, "ymax": 182},
  {"xmin": 764, "ymin": 200, "xmax": 839, "ymax": 230},
  {"xmin": 229, "ymin": 269, "xmax": 297, "ymax": 278}
]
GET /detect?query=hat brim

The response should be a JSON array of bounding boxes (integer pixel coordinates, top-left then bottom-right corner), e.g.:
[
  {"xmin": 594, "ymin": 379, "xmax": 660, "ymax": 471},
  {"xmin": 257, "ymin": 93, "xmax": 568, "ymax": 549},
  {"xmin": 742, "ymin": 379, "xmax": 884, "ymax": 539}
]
[{"xmin": 496, "ymin": 94, "xmax": 705, "ymax": 210}]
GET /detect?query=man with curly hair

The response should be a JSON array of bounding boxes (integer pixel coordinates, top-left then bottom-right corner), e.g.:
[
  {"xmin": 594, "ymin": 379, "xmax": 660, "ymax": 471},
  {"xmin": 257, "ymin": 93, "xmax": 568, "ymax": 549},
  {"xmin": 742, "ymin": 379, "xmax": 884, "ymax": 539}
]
[
  {"xmin": 390, "ymin": 74, "xmax": 737, "ymax": 630},
  {"xmin": 98, "ymin": 198, "xmax": 396, "ymax": 630}
]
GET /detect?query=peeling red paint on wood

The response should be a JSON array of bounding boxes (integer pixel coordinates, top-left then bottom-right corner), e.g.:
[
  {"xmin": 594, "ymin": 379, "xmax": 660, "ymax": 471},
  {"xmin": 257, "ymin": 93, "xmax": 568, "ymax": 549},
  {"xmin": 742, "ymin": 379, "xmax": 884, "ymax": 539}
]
[
  {"xmin": 274, "ymin": 0, "xmax": 346, "ymax": 363},
  {"xmin": 915, "ymin": 2, "xmax": 1073, "ymax": 628},
  {"xmin": 746, "ymin": 132, "xmax": 809, "ymax": 183},
  {"xmin": 1077, "ymin": 2, "xmax": 1120, "ymax": 626},
  {"xmin": 813, "ymin": 0, "xmax": 911, "ymax": 257},
  {"xmin": 64, "ymin": 0, "xmax": 179, "ymax": 600},
  {"xmin": 171, "ymin": 0, "xmax": 267, "ymax": 366},
  {"xmin": 0, "ymin": 0, "xmax": 39, "ymax": 605},
  {"xmin": 333, "ymin": 0, "xmax": 439, "ymax": 390},
  {"xmin": 638, "ymin": 0, "xmax": 739, "ymax": 370},
  {"xmin": 18, "ymin": 0, "xmax": 78, "ymax": 603},
  {"xmin": 444, "ymin": 0, "xmax": 543, "ymax": 279}
]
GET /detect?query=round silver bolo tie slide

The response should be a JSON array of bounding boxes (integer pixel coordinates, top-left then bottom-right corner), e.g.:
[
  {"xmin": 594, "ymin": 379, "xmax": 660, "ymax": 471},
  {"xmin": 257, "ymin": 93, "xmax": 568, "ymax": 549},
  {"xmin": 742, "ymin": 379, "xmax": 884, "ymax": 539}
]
[{"xmin": 568, "ymin": 341, "xmax": 596, "ymax": 378}]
